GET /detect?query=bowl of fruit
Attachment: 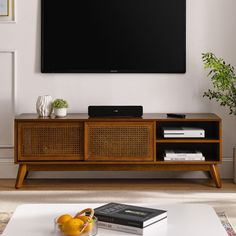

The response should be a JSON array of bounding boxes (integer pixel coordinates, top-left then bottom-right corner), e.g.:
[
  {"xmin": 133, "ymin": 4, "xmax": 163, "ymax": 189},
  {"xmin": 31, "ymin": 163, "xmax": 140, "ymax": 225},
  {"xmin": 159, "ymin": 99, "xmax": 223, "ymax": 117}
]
[{"xmin": 55, "ymin": 208, "xmax": 97, "ymax": 236}]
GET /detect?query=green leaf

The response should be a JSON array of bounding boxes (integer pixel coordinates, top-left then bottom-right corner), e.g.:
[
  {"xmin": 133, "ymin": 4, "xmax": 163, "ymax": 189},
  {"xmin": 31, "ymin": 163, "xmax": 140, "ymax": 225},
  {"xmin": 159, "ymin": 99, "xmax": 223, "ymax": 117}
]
[{"xmin": 202, "ymin": 52, "xmax": 236, "ymax": 115}]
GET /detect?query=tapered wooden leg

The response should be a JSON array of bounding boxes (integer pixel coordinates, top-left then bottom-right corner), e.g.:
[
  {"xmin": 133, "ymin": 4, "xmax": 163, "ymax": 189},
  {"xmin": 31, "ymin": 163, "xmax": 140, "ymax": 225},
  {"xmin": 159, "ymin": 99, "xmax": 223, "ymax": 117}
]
[
  {"xmin": 209, "ymin": 164, "xmax": 222, "ymax": 188},
  {"xmin": 15, "ymin": 164, "xmax": 27, "ymax": 189}
]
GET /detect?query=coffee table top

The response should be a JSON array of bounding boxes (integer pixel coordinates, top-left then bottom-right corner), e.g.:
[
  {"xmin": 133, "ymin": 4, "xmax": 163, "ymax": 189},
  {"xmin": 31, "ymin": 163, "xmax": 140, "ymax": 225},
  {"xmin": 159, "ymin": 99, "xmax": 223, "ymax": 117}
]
[{"xmin": 2, "ymin": 203, "xmax": 227, "ymax": 236}]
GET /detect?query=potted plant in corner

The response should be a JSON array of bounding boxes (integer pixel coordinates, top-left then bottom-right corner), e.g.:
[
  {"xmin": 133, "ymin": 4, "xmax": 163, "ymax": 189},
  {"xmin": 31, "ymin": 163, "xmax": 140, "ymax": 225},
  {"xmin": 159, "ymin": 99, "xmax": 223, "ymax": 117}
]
[
  {"xmin": 202, "ymin": 52, "xmax": 236, "ymax": 115},
  {"xmin": 202, "ymin": 52, "xmax": 236, "ymax": 184},
  {"xmin": 52, "ymin": 98, "xmax": 69, "ymax": 117}
]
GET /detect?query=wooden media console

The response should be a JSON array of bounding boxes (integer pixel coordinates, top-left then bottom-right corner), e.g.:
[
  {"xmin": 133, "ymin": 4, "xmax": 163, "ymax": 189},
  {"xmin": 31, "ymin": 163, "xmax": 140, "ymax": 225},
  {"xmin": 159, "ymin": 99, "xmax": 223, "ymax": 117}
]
[{"xmin": 14, "ymin": 113, "xmax": 222, "ymax": 188}]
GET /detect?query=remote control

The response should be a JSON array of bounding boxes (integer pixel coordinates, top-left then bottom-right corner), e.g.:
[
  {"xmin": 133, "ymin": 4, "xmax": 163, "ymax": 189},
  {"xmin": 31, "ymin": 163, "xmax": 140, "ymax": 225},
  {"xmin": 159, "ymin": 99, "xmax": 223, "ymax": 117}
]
[{"xmin": 167, "ymin": 113, "xmax": 186, "ymax": 118}]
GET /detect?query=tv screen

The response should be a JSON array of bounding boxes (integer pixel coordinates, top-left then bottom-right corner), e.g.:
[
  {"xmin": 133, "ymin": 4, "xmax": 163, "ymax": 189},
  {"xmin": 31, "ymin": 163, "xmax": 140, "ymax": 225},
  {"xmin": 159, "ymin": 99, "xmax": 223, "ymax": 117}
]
[{"xmin": 41, "ymin": 0, "xmax": 186, "ymax": 73}]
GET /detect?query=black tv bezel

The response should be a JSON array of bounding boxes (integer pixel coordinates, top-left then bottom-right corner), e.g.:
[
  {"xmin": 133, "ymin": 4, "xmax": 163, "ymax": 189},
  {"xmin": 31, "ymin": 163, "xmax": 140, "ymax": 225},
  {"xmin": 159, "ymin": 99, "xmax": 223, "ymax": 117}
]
[{"xmin": 41, "ymin": 0, "xmax": 186, "ymax": 74}]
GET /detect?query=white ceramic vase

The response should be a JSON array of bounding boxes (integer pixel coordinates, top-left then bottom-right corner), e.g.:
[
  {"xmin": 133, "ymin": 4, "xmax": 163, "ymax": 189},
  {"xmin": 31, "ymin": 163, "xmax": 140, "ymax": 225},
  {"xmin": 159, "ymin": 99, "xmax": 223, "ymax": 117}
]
[
  {"xmin": 36, "ymin": 95, "xmax": 53, "ymax": 117},
  {"xmin": 54, "ymin": 108, "xmax": 67, "ymax": 117}
]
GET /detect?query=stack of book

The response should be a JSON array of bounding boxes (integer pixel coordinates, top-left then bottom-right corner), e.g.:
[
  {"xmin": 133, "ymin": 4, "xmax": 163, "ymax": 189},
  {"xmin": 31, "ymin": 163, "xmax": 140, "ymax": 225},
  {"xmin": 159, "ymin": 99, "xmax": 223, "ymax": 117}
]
[
  {"xmin": 164, "ymin": 150, "xmax": 205, "ymax": 161},
  {"xmin": 94, "ymin": 202, "xmax": 167, "ymax": 235}
]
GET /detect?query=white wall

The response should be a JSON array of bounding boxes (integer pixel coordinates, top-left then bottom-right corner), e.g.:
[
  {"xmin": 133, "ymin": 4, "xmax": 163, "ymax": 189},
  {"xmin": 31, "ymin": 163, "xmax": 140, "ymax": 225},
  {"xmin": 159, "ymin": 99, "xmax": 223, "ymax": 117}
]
[{"xmin": 0, "ymin": 0, "xmax": 236, "ymax": 179}]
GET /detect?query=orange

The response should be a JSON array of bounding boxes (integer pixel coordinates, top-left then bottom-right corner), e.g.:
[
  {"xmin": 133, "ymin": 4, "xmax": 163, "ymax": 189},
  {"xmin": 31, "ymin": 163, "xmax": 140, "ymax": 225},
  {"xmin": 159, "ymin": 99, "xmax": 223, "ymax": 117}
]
[
  {"xmin": 75, "ymin": 216, "xmax": 93, "ymax": 232},
  {"xmin": 57, "ymin": 214, "xmax": 73, "ymax": 225},
  {"xmin": 61, "ymin": 218, "xmax": 84, "ymax": 236}
]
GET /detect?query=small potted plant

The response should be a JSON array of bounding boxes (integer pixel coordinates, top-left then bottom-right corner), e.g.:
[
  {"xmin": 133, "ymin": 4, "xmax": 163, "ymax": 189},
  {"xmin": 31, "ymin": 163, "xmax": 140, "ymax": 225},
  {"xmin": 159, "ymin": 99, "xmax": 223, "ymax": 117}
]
[{"xmin": 52, "ymin": 98, "xmax": 69, "ymax": 117}]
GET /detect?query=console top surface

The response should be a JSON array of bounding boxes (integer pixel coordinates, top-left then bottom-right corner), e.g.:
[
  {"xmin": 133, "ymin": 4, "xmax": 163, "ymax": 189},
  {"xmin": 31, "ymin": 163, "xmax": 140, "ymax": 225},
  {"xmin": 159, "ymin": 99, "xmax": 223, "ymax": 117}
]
[{"xmin": 15, "ymin": 113, "xmax": 221, "ymax": 121}]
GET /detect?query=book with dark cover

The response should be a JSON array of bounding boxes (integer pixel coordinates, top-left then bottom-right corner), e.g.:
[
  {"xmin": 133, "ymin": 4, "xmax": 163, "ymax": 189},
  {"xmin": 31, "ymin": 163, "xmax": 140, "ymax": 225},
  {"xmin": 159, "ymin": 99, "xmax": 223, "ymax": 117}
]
[{"xmin": 94, "ymin": 203, "xmax": 167, "ymax": 228}]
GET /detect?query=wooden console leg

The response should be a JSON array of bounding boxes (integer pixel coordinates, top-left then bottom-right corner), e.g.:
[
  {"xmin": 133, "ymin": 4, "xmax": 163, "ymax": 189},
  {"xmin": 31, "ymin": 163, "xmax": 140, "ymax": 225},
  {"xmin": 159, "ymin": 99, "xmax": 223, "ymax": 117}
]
[
  {"xmin": 209, "ymin": 164, "xmax": 222, "ymax": 188},
  {"xmin": 15, "ymin": 164, "xmax": 27, "ymax": 189}
]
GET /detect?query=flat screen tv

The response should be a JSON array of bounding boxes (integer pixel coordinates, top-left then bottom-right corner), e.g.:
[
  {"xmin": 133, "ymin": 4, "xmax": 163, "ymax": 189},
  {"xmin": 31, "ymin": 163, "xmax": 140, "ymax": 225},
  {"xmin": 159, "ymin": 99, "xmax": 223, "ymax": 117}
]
[{"xmin": 41, "ymin": 0, "xmax": 186, "ymax": 73}]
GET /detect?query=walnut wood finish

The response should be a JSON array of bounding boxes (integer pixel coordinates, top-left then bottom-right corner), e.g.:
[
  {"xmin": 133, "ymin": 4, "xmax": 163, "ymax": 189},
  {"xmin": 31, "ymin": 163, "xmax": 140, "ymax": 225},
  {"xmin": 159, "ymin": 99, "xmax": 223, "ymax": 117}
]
[
  {"xmin": 210, "ymin": 164, "xmax": 222, "ymax": 188},
  {"xmin": 14, "ymin": 113, "xmax": 222, "ymax": 188},
  {"xmin": 15, "ymin": 164, "xmax": 27, "ymax": 189},
  {"xmin": 85, "ymin": 121, "xmax": 154, "ymax": 161},
  {"xmin": 17, "ymin": 122, "xmax": 84, "ymax": 161},
  {"xmin": 14, "ymin": 113, "xmax": 221, "ymax": 121}
]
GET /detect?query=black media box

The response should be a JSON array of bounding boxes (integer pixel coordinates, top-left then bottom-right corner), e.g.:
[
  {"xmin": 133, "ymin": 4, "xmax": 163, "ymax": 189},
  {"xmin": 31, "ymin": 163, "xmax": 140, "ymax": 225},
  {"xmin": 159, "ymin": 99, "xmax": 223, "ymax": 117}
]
[{"xmin": 88, "ymin": 106, "xmax": 143, "ymax": 118}]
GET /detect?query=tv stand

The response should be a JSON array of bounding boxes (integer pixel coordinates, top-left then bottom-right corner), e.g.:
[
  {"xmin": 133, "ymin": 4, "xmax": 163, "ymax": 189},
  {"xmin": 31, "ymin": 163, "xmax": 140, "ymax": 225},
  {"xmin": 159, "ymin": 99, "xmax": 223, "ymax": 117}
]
[{"xmin": 14, "ymin": 113, "xmax": 222, "ymax": 188}]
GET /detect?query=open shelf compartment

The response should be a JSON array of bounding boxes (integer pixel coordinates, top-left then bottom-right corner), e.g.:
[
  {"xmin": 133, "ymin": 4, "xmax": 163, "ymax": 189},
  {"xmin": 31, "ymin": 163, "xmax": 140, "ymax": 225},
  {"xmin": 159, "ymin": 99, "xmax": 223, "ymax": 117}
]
[
  {"xmin": 156, "ymin": 142, "xmax": 220, "ymax": 162},
  {"xmin": 156, "ymin": 121, "xmax": 220, "ymax": 140}
]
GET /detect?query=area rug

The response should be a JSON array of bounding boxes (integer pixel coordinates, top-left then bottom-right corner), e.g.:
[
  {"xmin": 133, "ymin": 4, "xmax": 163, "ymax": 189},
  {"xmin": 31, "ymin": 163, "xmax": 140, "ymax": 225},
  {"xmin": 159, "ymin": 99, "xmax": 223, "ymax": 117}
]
[
  {"xmin": 218, "ymin": 212, "xmax": 236, "ymax": 236},
  {"xmin": 0, "ymin": 211, "xmax": 235, "ymax": 235},
  {"xmin": 0, "ymin": 212, "xmax": 12, "ymax": 235}
]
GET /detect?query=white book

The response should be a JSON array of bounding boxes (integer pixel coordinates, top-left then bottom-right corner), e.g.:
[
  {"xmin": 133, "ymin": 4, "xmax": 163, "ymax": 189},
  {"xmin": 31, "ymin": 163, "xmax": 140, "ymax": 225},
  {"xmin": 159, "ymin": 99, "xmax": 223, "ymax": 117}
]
[
  {"xmin": 98, "ymin": 218, "xmax": 167, "ymax": 235},
  {"xmin": 164, "ymin": 156, "xmax": 205, "ymax": 161},
  {"xmin": 163, "ymin": 127, "xmax": 205, "ymax": 138},
  {"xmin": 165, "ymin": 150, "xmax": 203, "ymax": 157}
]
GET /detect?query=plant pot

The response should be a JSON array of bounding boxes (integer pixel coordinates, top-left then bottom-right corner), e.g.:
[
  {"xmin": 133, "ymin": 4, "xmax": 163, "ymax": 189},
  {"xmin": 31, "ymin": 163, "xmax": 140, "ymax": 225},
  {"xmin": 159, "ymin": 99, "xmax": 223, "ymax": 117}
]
[
  {"xmin": 36, "ymin": 95, "xmax": 53, "ymax": 117},
  {"xmin": 54, "ymin": 108, "xmax": 67, "ymax": 117}
]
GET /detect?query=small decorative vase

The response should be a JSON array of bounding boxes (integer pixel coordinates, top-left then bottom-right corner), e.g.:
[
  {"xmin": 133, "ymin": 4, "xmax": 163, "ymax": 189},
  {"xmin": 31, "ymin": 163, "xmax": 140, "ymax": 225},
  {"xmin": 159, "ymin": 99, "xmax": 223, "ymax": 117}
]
[
  {"xmin": 36, "ymin": 95, "xmax": 53, "ymax": 117},
  {"xmin": 54, "ymin": 108, "xmax": 67, "ymax": 117}
]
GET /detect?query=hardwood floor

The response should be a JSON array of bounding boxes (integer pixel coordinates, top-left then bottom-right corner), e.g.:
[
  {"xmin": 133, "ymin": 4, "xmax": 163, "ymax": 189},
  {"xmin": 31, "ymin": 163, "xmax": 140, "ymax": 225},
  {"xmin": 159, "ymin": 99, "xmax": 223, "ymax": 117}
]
[{"xmin": 0, "ymin": 179, "xmax": 235, "ymax": 191}]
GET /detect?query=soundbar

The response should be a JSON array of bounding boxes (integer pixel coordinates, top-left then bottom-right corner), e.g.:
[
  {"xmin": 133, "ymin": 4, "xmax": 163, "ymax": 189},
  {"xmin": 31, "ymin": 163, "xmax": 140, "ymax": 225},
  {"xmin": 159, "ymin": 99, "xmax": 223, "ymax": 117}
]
[{"xmin": 88, "ymin": 106, "xmax": 143, "ymax": 118}]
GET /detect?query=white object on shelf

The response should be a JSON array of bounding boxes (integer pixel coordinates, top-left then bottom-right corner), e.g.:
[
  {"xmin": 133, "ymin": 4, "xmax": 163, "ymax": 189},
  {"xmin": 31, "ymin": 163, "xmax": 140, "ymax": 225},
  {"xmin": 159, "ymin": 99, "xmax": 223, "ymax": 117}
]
[
  {"xmin": 163, "ymin": 127, "xmax": 205, "ymax": 138},
  {"xmin": 165, "ymin": 150, "xmax": 203, "ymax": 158},
  {"xmin": 36, "ymin": 95, "xmax": 53, "ymax": 117},
  {"xmin": 54, "ymin": 108, "xmax": 67, "ymax": 117},
  {"xmin": 164, "ymin": 156, "xmax": 205, "ymax": 161}
]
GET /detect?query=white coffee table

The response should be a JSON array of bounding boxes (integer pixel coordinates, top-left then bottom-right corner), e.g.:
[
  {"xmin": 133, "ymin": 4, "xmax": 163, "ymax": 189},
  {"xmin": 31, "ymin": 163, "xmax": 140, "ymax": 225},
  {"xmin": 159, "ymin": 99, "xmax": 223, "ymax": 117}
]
[{"xmin": 2, "ymin": 203, "xmax": 227, "ymax": 236}]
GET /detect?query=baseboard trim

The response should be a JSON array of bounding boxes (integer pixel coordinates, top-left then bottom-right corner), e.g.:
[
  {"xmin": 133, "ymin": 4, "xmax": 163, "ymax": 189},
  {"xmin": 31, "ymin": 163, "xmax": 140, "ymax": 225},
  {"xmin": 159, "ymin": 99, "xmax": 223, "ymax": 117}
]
[{"xmin": 0, "ymin": 158, "xmax": 233, "ymax": 179}]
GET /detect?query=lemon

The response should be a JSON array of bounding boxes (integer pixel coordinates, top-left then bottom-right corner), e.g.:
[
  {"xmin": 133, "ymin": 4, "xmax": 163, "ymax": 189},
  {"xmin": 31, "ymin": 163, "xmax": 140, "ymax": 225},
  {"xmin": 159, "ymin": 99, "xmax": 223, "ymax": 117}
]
[
  {"xmin": 57, "ymin": 214, "xmax": 73, "ymax": 224},
  {"xmin": 61, "ymin": 218, "xmax": 84, "ymax": 236}
]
